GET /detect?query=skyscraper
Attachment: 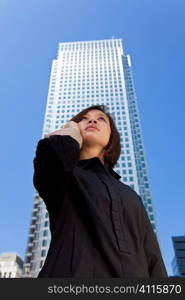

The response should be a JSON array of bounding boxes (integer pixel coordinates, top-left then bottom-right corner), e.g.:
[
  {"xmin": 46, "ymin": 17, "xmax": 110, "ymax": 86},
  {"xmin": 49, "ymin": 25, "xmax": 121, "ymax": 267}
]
[
  {"xmin": 0, "ymin": 253, "xmax": 24, "ymax": 278},
  {"xmin": 171, "ymin": 235, "xmax": 185, "ymax": 277},
  {"xmin": 24, "ymin": 38, "xmax": 158, "ymax": 277}
]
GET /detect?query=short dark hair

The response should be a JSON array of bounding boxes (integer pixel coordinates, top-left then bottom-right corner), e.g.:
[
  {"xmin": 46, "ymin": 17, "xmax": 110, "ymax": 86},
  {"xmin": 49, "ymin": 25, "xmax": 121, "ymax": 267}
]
[{"xmin": 70, "ymin": 104, "xmax": 121, "ymax": 168}]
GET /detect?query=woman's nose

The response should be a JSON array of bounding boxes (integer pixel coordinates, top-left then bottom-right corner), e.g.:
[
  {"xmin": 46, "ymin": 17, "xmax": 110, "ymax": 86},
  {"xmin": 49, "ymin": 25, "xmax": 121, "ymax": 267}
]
[{"xmin": 88, "ymin": 119, "xmax": 97, "ymax": 124}]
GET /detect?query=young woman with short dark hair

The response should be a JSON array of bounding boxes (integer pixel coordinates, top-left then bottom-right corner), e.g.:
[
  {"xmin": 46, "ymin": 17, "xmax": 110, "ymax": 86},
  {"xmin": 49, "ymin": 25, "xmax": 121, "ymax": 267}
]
[{"xmin": 33, "ymin": 104, "xmax": 168, "ymax": 278}]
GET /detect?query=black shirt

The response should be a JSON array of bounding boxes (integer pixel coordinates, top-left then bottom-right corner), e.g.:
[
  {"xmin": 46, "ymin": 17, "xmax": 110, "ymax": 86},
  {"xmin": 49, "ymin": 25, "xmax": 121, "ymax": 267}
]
[{"xmin": 33, "ymin": 135, "xmax": 168, "ymax": 278}]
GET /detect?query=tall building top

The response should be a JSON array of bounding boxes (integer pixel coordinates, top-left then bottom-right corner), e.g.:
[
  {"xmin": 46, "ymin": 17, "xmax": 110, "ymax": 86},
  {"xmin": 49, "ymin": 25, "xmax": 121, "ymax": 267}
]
[
  {"xmin": 57, "ymin": 38, "xmax": 124, "ymax": 54},
  {"xmin": 58, "ymin": 38, "xmax": 123, "ymax": 44}
]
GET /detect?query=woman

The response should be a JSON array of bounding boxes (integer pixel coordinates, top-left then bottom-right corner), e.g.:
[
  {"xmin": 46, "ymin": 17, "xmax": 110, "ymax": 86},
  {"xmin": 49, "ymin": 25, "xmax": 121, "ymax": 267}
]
[{"xmin": 33, "ymin": 104, "xmax": 168, "ymax": 278}]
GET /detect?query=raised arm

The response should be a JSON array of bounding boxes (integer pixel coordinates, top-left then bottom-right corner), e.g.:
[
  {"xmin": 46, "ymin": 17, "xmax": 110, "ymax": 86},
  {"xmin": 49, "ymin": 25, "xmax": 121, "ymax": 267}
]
[{"xmin": 33, "ymin": 121, "xmax": 82, "ymax": 211}]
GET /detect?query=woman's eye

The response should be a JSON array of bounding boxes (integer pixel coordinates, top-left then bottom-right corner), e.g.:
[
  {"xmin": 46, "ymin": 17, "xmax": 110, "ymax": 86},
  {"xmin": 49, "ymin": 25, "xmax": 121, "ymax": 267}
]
[{"xmin": 81, "ymin": 116, "xmax": 106, "ymax": 121}]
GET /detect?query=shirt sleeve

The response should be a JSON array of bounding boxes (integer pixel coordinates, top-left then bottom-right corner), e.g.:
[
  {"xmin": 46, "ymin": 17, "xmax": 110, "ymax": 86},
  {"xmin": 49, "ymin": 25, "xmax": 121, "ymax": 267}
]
[
  {"xmin": 137, "ymin": 197, "xmax": 168, "ymax": 278},
  {"xmin": 33, "ymin": 135, "xmax": 80, "ymax": 210}
]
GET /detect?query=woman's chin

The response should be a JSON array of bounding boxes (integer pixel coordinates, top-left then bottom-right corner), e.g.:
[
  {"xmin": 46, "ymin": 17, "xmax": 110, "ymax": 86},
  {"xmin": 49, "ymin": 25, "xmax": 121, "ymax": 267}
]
[{"xmin": 82, "ymin": 137, "xmax": 99, "ymax": 146}]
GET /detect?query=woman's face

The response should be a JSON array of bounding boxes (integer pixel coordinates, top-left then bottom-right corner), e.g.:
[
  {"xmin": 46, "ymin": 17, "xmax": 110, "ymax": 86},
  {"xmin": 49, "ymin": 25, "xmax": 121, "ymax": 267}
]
[{"xmin": 77, "ymin": 109, "xmax": 111, "ymax": 149}]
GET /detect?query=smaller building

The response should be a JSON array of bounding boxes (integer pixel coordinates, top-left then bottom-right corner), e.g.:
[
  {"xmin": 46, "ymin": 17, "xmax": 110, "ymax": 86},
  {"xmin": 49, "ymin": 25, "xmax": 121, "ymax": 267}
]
[
  {"xmin": 171, "ymin": 234, "xmax": 185, "ymax": 277},
  {"xmin": 0, "ymin": 252, "xmax": 24, "ymax": 278}
]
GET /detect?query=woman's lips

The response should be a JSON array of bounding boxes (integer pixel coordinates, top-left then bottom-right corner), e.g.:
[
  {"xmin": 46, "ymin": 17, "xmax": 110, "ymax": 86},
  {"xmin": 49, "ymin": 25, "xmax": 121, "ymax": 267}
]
[{"xmin": 85, "ymin": 127, "xmax": 99, "ymax": 131}]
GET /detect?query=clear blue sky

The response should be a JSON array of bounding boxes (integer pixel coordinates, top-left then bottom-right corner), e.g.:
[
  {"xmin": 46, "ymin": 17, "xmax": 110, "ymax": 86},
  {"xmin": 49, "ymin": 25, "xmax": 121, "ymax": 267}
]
[{"xmin": 0, "ymin": 0, "xmax": 185, "ymax": 277}]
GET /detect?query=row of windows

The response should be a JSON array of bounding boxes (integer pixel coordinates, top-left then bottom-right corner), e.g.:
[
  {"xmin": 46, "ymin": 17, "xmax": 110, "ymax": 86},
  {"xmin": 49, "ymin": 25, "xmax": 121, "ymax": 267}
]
[
  {"xmin": 60, "ymin": 55, "xmax": 120, "ymax": 60},
  {"xmin": 49, "ymin": 95, "xmax": 124, "ymax": 101},
  {"xmin": 174, "ymin": 241, "xmax": 185, "ymax": 244},
  {"xmin": 52, "ymin": 96, "xmax": 124, "ymax": 101},
  {"xmin": 59, "ymin": 64, "xmax": 121, "ymax": 70},
  {"xmin": 50, "ymin": 93, "xmax": 124, "ymax": 99},
  {"xmin": 123, "ymin": 177, "xmax": 134, "ymax": 182},
  {"xmin": 59, "ymin": 63, "xmax": 121, "ymax": 68},
  {"xmin": 49, "ymin": 98, "xmax": 124, "ymax": 104},
  {"xmin": 47, "ymin": 104, "xmax": 124, "ymax": 110},
  {"xmin": 61, "ymin": 49, "xmax": 120, "ymax": 54},
  {"xmin": 120, "ymin": 156, "xmax": 131, "ymax": 160},
  {"xmin": 59, "ymin": 71, "xmax": 122, "ymax": 76},
  {"xmin": 56, "ymin": 83, "xmax": 123, "ymax": 88},
  {"xmin": 55, "ymin": 87, "xmax": 123, "ymax": 92},
  {"xmin": 59, "ymin": 64, "xmax": 121, "ymax": 71},
  {"xmin": 59, "ymin": 72, "xmax": 122, "ymax": 76},
  {"xmin": 52, "ymin": 74, "xmax": 121, "ymax": 80},
  {"xmin": 60, "ymin": 45, "xmax": 121, "ymax": 51},
  {"xmin": 0, "ymin": 272, "xmax": 12, "ymax": 278},
  {"xmin": 48, "ymin": 104, "xmax": 124, "ymax": 110},
  {"xmin": 60, "ymin": 48, "xmax": 120, "ymax": 53},
  {"xmin": 60, "ymin": 56, "xmax": 120, "ymax": 61},
  {"xmin": 59, "ymin": 62, "xmax": 120, "ymax": 67},
  {"xmin": 49, "ymin": 102, "xmax": 123, "ymax": 108},
  {"xmin": 59, "ymin": 60, "xmax": 120, "ymax": 66},
  {"xmin": 122, "ymin": 169, "xmax": 133, "ymax": 174},
  {"xmin": 57, "ymin": 86, "xmax": 123, "ymax": 93},
  {"xmin": 60, "ymin": 44, "xmax": 120, "ymax": 50},
  {"xmin": 56, "ymin": 79, "xmax": 123, "ymax": 84},
  {"xmin": 119, "ymin": 162, "xmax": 132, "ymax": 168},
  {"xmin": 60, "ymin": 59, "xmax": 120, "ymax": 64},
  {"xmin": 50, "ymin": 108, "xmax": 125, "ymax": 115},
  {"xmin": 56, "ymin": 87, "xmax": 124, "ymax": 92},
  {"xmin": 55, "ymin": 92, "xmax": 124, "ymax": 97},
  {"xmin": 59, "ymin": 55, "xmax": 120, "ymax": 63},
  {"xmin": 58, "ymin": 72, "xmax": 122, "ymax": 77},
  {"xmin": 60, "ymin": 40, "xmax": 120, "ymax": 46},
  {"xmin": 57, "ymin": 77, "xmax": 122, "ymax": 82}
]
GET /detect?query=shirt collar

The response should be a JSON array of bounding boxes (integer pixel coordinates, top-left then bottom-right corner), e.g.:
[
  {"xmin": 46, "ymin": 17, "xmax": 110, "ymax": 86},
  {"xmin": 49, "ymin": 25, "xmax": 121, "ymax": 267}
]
[
  {"xmin": 106, "ymin": 166, "xmax": 122, "ymax": 180},
  {"xmin": 77, "ymin": 157, "xmax": 121, "ymax": 180}
]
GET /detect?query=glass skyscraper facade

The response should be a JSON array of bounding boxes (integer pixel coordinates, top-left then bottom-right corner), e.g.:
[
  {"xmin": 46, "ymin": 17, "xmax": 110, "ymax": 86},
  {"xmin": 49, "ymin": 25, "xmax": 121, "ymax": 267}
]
[
  {"xmin": 24, "ymin": 38, "xmax": 158, "ymax": 277},
  {"xmin": 171, "ymin": 235, "xmax": 185, "ymax": 277}
]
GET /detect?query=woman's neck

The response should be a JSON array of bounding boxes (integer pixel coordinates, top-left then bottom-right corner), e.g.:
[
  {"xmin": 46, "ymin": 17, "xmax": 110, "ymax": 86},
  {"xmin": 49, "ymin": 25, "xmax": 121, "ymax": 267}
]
[{"xmin": 79, "ymin": 147, "xmax": 105, "ymax": 164}]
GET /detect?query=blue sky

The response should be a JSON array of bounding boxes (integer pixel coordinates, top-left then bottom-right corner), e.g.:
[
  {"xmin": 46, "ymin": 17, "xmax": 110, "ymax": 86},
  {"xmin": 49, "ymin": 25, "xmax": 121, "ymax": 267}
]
[{"xmin": 0, "ymin": 0, "xmax": 185, "ymax": 276}]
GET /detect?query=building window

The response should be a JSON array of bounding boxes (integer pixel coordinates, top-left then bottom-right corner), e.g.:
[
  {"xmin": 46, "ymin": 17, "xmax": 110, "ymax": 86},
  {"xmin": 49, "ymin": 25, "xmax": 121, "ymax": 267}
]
[
  {"xmin": 40, "ymin": 261, "xmax": 44, "ymax": 268},
  {"xmin": 41, "ymin": 250, "xmax": 46, "ymax": 257},
  {"xmin": 44, "ymin": 221, "xmax": 49, "ymax": 227},
  {"xmin": 43, "ymin": 230, "xmax": 48, "ymax": 237},
  {"xmin": 130, "ymin": 184, "xmax": 135, "ymax": 190},
  {"xmin": 42, "ymin": 240, "xmax": 47, "ymax": 247}
]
